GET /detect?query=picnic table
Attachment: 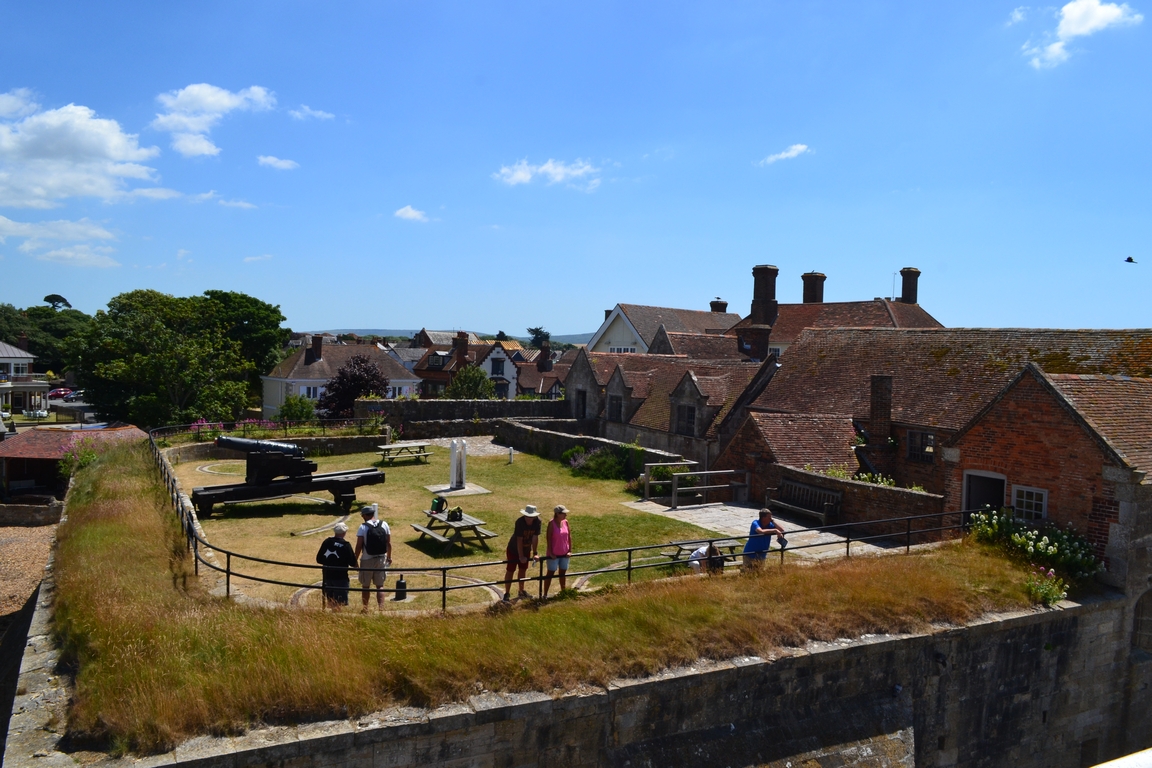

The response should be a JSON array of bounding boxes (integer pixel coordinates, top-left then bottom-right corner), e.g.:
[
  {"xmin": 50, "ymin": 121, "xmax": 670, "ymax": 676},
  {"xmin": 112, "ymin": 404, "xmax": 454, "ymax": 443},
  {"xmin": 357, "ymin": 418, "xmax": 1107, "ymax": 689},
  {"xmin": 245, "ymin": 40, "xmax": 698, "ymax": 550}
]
[
  {"xmin": 666, "ymin": 539, "xmax": 743, "ymax": 563},
  {"xmin": 376, "ymin": 441, "xmax": 433, "ymax": 464},
  {"xmin": 412, "ymin": 509, "xmax": 499, "ymax": 554}
]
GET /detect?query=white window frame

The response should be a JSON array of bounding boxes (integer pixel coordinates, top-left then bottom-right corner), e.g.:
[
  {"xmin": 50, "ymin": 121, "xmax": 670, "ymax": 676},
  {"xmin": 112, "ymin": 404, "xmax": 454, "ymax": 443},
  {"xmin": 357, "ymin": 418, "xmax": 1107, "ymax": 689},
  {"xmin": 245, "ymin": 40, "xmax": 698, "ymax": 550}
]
[
  {"xmin": 961, "ymin": 469, "xmax": 1007, "ymax": 512},
  {"xmin": 1012, "ymin": 485, "xmax": 1048, "ymax": 521},
  {"xmin": 609, "ymin": 346, "xmax": 636, "ymax": 354},
  {"xmin": 304, "ymin": 386, "xmax": 320, "ymax": 399}
]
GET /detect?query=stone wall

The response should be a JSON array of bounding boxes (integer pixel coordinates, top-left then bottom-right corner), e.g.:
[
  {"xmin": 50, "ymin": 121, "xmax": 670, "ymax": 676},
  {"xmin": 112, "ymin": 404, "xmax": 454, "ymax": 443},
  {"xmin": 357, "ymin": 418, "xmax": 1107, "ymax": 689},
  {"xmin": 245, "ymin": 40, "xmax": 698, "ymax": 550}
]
[
  {"xmin": 353, "ymin": 398, "xmax": 567, "ymax": 423},
  {"xmin": 400, "ymin": 419, "xmax": 503, "ymax": 440},
  {"xmin": 165, "ymin": 434, "xmax": 388, "ymax": 464},
  {"xmin": 492, "ymin": 419, "xmax": 682, "ymax": 465},
  {"xmin": 0, "ymin": 502, "xmax": 63, "ymax": 526},
  {"xmin": 9, "ymin": 593, "xmax": 1150, "ymax": 767}
]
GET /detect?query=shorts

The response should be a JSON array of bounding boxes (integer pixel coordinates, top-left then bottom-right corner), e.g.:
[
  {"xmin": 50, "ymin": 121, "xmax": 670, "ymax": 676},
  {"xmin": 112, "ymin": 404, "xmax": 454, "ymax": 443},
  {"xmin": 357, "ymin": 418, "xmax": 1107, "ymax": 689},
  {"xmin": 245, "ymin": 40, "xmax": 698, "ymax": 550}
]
[
  {"xmin": 547, "ymin": 556, "xmax": 570, "ymax": 572},
  {"xmin": 359, "ymin": 554, "xmax": 388, "ymax": 587},
  {"xmin": 743, "ymin": 553, "xmax": 767, "ymax": 570},
  {"xmin": 322, "ymin": 580, "xmax": 350, "ymax": 605}
]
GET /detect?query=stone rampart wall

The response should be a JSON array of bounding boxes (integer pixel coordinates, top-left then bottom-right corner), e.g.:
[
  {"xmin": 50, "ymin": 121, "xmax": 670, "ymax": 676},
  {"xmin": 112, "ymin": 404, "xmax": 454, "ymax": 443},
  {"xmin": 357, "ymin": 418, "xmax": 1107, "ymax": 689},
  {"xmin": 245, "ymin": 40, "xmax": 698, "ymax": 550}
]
[
  {"xmin": 353, "ymin": 398, "xmax": 566, "ymax": 423},
  {"xmin": 492, "ymin": 419, "xmax": 681, "ymax": 465},
  {"xmin": 0, "ymin": 502, "xmax": 63, "ymax": 526},
  {"xmin": 164, "ymin": 434, "xmax": 387, "ymax": 464}
]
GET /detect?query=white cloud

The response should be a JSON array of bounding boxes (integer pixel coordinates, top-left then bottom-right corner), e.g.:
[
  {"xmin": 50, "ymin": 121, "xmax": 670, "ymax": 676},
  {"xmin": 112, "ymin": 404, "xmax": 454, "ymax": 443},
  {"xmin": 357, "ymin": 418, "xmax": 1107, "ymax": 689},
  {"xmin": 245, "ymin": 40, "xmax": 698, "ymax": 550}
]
[
  {"xmin": 0, "ymin": 100, "xmax": 166, "ymax": 208},
  {"xmin": 243, "ymin": 254, "xmax": 273, "ymax": 262},
  {"xmin": 152, "ymin": 83, "xmax": 275, "ymax": 157},
  {"xmin": 493, "ymin": 158, "xmax": 600, "ymax": 189},
  {"xmin": 36, "ymin": 244, "xmax": 120, "ymax": 268},
  {"xmin": 258, "ymin": 155, "xmax": 299, "ymax": 170},
  {"xmin": 1025, "ymin": 0, "xmax": 1143, "ymax": 67},
  {"xmin": 289, "ymin": 105, "xmax": 334, "ymax": 120},
  {"xmin": 219, "ymin": 198, "xmax": 256, "ymax": 209},
  {"xmin": 128, "ymin": 187, "xmax": 181, "ymax": 200},
  {"xmin": 190, "ymin": 190, "xmax": 218, "ymax": 202},
  {"xmin": 0, "ymin": 88, "xmax": 40, "ymax": 119},
  {"xmin": 394, "ymin": 204, "xmax": 428, "ymax": 222},
  {"xmin": 1008, "ymin": 7, "xmax": 1028, "ymax": 25},
  {"xmin": 758, "ymin": 144, "xmax": 811, "ymax": 165},
  {"xmin": 176, "ymin": 249, "xmax": 190, "ymax": 259},
  {"xmin": 0, "ymin": 215, "xmax": 115, "ymax": 246}
]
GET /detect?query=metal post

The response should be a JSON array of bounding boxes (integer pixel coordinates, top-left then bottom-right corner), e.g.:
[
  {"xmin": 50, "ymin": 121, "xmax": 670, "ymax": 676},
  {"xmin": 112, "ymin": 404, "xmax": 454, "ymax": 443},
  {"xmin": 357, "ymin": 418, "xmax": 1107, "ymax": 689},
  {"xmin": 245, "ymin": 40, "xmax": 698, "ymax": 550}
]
[
  {"xmin": 671, "ymin": 473, "xmax": 679, "ymax": 510},
  {"xmin": 441, "ymin": 568, "xmax": 447, "ymax": 612},
  {"xmin": 537, "ymin": 558, "xmax": 544, "ymax": 598},
  {"xmin": 644, "ymin": 468, "xmax": 650, "ymax": 501},
  {"xmin": 845, "ymin": 533, "xmax": 851, "ymax": 558},
  {"xmin": 226, "ymin": 553, "xmax": 232, "ymax": 597},
  {"xmin": 906, "ymin": 518, "xmax": 912, "ymax": 553},
  {"xmin": 627, "ymin": 550, "xmax": 633, "ymax": 584}
]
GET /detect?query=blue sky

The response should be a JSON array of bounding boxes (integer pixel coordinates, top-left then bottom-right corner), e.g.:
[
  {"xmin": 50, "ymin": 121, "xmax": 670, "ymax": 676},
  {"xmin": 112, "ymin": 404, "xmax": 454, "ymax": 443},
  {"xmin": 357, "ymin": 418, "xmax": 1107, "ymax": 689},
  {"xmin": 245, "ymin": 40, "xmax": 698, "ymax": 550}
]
[{"xmin": 1, "ymin": 1, "xmax": 1148, "ymax": 334}]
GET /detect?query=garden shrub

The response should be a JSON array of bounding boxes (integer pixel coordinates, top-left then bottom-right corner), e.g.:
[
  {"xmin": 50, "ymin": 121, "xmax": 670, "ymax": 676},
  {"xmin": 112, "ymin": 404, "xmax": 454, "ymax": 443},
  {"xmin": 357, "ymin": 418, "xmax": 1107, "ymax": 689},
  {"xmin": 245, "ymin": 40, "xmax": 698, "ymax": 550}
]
[
  {"xmin": 969, "ymin": 508, "xmax": 1102, "ymax": 582},
  {"xmin": 1025, "ymin": 567, "xmax": 1068, "ymax": 606},
  {"xmin": 561, "ymin": 445, "xmax": 586, "ymax": 467},
  {"xmin": 573, "ymin": 447, "xmax": 624, "ymax": 480}
]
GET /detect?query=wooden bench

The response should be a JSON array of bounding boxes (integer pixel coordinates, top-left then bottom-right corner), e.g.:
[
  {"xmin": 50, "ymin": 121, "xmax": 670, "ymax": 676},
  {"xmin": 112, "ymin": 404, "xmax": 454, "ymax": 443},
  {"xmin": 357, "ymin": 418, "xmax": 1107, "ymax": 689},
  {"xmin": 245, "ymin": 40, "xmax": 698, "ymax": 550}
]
[
  {"xmin": 474, "ymin": 527, "xmax": 499, "ymax": 539},
  {"xmin": 768, "ymin": 479, "xmax": 842, "ymax": 526},
  {"xmin": 411, "ymin": 524, "xmax": 451, "ymax": 544}
]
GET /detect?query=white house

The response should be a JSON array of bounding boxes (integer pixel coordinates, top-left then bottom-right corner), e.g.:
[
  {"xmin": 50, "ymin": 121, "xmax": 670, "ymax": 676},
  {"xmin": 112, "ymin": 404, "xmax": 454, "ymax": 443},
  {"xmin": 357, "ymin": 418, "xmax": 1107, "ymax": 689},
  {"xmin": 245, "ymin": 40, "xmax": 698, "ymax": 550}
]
[
  {"xmin": 475, "ymin": 341, "xmax": 521, "ymax": 400},
  {"xmin": 261, "ymin": 338, "xmax": 421, "ymax": 418},
  {"xmin": 0, "ymin": 339, "xmax": 49, "ymax": 415},
  {"xmin": 586, "ymin": 302, "xmax": 742, "ymax": 354}
]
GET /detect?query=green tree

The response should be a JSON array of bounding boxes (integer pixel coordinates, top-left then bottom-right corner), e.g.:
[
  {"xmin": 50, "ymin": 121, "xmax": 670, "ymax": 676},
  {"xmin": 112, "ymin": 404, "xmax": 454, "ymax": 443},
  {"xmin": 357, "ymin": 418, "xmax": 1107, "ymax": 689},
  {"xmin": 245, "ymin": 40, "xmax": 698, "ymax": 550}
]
[
  {"xmin": 202, "ymin": 290, "xmax": 289, "ymax": 401},
  {"xmin": 317, "ymin": 355, "xmax": 389, "ymax": 417},
  {"xmin": 43, "ymin": 294, "xmax": 72, "ymax": 309},
  {"xmin": 66, "ymin": 290, "xmax": 253, "ymax": 427},
  {"xmin": 444, "ymin": 364, "xmax": 495, "ymax": 399},
  {"xmin": 0, "ymin": 302, "xmax": 92, "ymax": 374},
  {"xmin": 495, "ymin": 330, "xmax": 509, "ymax": 341},
  {"xmin": 277, "ymin": 394, "xmax": 316, "ymax": 423},
  {"xmin": 526, "ymin": 326, "xmax": 550, "ymax": 349}
]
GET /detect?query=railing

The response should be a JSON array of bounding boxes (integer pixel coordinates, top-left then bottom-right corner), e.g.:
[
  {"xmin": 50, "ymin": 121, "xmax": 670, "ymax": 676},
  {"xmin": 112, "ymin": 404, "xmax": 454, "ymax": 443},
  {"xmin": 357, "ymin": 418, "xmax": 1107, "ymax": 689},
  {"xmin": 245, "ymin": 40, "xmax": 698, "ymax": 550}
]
[
  {"xmin": 148, "ymin": 427, "xmax": 981, "ymax": 613},
  {"xmin": 0, "ymin": 373, "xmax": 49, "ymax": 384}
]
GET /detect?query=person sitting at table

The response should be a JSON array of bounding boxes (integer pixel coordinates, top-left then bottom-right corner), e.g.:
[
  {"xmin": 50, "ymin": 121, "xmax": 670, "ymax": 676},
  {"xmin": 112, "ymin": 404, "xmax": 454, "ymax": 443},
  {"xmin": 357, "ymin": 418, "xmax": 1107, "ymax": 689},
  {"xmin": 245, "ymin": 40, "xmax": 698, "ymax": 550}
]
[
  {"xmin": 688, "ymin": 542, "xmax": 725, "ymax": 575},
  {"xmin": 315, "ymin": 522, "xmax": 358, "ymax": 609},
  {"xmin": 503, "ymin": 504, "xmax": 541, "ymax": 602},
  {"xmin": 742, "ymin": 508, "xmax": 787, "ymax": 571},
  {"xmin": 542, "ymin": 505, "xmax": 573, "ymax": 599}
]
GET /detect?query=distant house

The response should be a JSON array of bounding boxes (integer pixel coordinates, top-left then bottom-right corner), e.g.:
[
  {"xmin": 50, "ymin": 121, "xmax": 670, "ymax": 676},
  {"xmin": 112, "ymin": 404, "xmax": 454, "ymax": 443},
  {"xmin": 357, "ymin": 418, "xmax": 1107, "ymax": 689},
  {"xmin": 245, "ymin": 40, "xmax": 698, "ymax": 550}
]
[
  {"xmin": 564, "ymin": 348, "xmax": 758, "ymax": 464},
  {"xmin": 515, "ymin": 346, "xmax": 577, "ymax": 400},
  {"xmin": 587, "ymin": 301, "xmax": 741, "ymax": 354},
  {"xmin": 411, "ymin": 333, "xmax": 495, "ymax": 398},
  {"xmin": 0, "ymin": 424, "xmax": 146, "ymax": 500},
  {"xmin": 384, "ymin": 344, "xmax": 427, "ymax": 373},
  {"xmin": 0, "ymin": 338, "xmax": 49, "ymax": 415},
  {"xmin": 474, "ymin": 341, "xmax": 525, "ymax": 400},
  {"xmin": 261, "ymin": 337, "xmax": 420, "ymax": 418},
  {"xmin": 410, "ymin": 329, "xmax": 483, "ymax": 348}
]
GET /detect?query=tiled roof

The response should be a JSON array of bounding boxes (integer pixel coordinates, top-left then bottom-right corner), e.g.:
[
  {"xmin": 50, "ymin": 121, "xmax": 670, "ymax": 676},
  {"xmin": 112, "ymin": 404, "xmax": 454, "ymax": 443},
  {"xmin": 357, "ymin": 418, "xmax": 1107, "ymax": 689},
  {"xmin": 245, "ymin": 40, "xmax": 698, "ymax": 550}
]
[
  {"xmin": 412, "ymin": 344, "xmax": 493, "ymax": 373},
  {"xmin": 0, "ymin": 340, "xmax": 35, "ymax": 360},
  {"xmin": 725, "ymin": 300, "xmax": 943, "ymax": 343},
  {"xmin": 618, "ymin": 304, "xmax": 743, "ymax": 346},
  {"xmin": 1048, "ymin": 373, "xmax": 1152, "ymax": 476},
  {"xmin": 746, "ymin": 413, "xmax": 859, "ymax": 471},
  {"xmin": 387, "ymin": 347, "xmax": 426, "ymax": 363},
  {"xmin": 750, "ymin": 328, "xmax": 1152, "ymax": 432},
  {"xmin": 0, "ymin": 425, "xmax": 146, "ymax": 460},
  {"xmin": 417, "ymin": 330, "xmax": 483, "ymax": 346},
  {"xmin": 652, "ymin": 329, "xmax": 750, "ymax": 359},
  {"xmin": 625, "ymin": 360, "xmax": 759, "ymax": 438},
  {"xmin": 268, "ymin": 345, "xmax": 416, "ymax": 382}
]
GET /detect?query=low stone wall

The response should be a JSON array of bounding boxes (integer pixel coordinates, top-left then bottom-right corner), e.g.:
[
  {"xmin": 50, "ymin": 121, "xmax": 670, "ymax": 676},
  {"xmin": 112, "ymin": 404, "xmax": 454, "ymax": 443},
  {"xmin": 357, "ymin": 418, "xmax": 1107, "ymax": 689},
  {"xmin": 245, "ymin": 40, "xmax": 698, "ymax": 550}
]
[
  {"xmin": 492, "ymin": 419, "xmax": 681, "ymax": 465},
  {"xmin": 353, "ymin": 398, "xmax": 567, "ymax": 423},
  {"xmin": 765, "ymin": 464, "xmax": 947, "ymax": 538},
  {"xmin": 165, "ymin": 434, "xmax": 388, "ymax": 464},
  {"xmin": 0, "ymin": 502, "xmax": 63, "ymax": 526}
]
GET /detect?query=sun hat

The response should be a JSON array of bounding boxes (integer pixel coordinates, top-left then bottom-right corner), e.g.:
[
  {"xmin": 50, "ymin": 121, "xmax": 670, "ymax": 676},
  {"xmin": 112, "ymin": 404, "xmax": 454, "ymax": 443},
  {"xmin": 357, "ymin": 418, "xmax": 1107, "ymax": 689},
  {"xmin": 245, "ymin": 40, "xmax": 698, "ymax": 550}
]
[
  {"xmin": 554, "ymin": 505, "xmax": 569, "ymax": 515},
  {"xmin": 520, "ymin": 504, "xmax": 539, "ymax": 517},
  {"xmin": 333, "ymin": 522, "xmax": 348, "ymax": 534},
  {"xmin": 361, "ymin": 504, "xmax": 378, "ymax": 517}
]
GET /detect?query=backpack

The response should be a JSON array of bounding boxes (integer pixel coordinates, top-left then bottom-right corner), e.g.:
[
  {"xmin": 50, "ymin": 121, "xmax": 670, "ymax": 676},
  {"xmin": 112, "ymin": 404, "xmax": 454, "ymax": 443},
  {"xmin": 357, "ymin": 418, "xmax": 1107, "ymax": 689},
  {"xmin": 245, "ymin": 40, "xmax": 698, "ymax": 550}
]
[{"xmin": 364, "ymin": 520, "xmax": 390, "ymax": 556}]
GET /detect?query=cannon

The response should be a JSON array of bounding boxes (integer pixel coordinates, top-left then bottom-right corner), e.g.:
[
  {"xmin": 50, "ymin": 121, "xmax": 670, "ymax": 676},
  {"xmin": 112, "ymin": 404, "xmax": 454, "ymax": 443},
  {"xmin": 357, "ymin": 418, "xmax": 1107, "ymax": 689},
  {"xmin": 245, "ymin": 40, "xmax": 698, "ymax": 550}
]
[
  {"xmin": 215, "ymin": 435, "xmax": 318, "ymax": 485},
  {"xmin": 190, "ymin": 436, "xmax": 385, "ymax": 516}
]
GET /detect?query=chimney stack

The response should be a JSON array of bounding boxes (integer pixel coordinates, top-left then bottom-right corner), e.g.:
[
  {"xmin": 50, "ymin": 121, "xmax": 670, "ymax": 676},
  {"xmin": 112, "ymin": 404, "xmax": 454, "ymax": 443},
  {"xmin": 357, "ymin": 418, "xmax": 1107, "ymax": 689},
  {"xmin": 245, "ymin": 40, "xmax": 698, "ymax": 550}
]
[
  {"xmin": 310, "ymin": 334, "xmax": 322, "ymax": 360},
  {"xmin": 749, "ymin": 265, "xmax": 779, "ymax": 326},
  {"xmin": 801, "ymin": 272, "xmax": 826, "ymax": 304},
  {"xmin": 605, "ymin": 309, "xmax": 612, "ymax": 321},
  {"xmin": 537, "ymin": 340, "xmax": 553, "ymax": 372},
  {"xmin": 710, "ymin": 298, "xmax": 728, "ymax": 313},
  {"xmin": 899, "ymin": 267, "xmax": 921, "ymax": 304},
  {"xmin": 870, "ymin": 374, "xmax": 893, "ymax": 442},
  {"xmin": 454, "ymin": 331, "xmax": 469, "ymax": 369},
  {"xmin": 16, "ymin": 332, "xmax": 29, "ymax": 352}
]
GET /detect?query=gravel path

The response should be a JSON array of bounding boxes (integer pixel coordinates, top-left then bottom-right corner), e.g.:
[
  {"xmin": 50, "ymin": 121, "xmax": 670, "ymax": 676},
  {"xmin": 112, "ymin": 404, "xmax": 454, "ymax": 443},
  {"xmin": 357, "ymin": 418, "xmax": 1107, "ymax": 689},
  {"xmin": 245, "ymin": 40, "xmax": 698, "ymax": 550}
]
[{"xmin": 0, "ymin": 525, "xmax": 55, "ymax": 618}]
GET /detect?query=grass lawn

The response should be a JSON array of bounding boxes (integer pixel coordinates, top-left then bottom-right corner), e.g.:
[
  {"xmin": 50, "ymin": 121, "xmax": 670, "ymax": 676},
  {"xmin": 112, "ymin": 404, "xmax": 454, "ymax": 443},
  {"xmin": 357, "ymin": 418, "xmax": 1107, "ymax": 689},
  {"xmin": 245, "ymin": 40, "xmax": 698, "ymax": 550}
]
[
  {"xmin": 173, "ymin": 446, "xmax": 720, "ymax": 607},
  {"xmin": 55, "ymin": 441, "xmax": 1041, "ymax": 754}
]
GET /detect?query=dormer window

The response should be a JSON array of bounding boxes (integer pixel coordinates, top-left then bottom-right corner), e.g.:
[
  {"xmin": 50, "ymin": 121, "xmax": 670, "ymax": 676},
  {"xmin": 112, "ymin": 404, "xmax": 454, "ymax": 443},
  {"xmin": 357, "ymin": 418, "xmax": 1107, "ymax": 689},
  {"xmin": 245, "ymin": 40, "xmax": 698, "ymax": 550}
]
[
  {"xmin": 675, "ymin": 405, "xmax": 696, "ymax": 436},
  {"xmin": 428, "ymin": 353, "xmax": 446, "ymax": 369}
]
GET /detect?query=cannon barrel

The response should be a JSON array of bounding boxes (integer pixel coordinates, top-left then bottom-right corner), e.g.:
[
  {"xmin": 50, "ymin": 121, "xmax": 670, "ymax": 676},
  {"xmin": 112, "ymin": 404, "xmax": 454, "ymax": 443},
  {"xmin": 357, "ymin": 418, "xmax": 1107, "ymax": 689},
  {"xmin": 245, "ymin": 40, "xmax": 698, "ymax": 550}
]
[{"xmin": 216, "ymin": 435, "xmax": 306, "ymax": 457}]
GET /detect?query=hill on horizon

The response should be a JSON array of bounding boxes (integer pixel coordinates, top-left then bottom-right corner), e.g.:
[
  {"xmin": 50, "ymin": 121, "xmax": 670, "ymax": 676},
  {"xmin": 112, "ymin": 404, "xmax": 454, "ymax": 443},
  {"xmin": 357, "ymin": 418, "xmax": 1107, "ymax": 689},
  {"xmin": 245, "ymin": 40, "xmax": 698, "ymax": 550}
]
[{"xmin": 317, "ymin": 329, "xmax": 594, "ymax": 344}]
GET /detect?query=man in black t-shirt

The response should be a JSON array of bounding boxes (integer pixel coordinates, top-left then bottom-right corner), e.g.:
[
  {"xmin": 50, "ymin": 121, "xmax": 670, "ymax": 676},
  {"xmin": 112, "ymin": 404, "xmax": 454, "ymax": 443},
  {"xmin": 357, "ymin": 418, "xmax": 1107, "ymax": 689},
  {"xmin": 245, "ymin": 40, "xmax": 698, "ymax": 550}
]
[
  {"xmin": 316, "ymin": 522, "xmax": 358, "ymax": 609},
  {"xmin": 503, "ymin": 505, "xmax": 541, "ymax": 601}
]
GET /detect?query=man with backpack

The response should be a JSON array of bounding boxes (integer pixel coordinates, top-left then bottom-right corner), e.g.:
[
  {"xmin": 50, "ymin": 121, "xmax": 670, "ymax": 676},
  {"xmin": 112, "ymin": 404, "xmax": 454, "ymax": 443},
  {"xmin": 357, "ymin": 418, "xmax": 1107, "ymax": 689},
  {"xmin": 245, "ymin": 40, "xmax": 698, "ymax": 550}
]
[{"xmin": 355, "ymin": 503, "xmax": 392, "ymax": 612}]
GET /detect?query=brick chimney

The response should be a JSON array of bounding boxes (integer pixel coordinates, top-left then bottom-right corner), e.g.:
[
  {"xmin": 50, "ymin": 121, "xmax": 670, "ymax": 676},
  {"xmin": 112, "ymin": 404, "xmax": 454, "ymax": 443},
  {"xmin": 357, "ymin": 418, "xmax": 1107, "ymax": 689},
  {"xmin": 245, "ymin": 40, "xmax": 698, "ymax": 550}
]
[
  {"xmin": 537, "ymin": 341, "xmax": 553, "ymax": 372},
  {"xmin": 453, "ymin": 331, "xmax": 469, "ymax": 369},
  {"xmin": 801, "ymin": 272, "xmax": 826, "ymax": 304},
  {"xmin": 870, "ymin": 374, "xmax": 893, "ymax": 442},
  {"xmin": 749, "ymin": 265, "xmax": 779, "ymax": 326},
  {"xmin": 900, "ymin": 267, "xmax": 921, "ymax": 304},
  {"xmin": 710, "ymin": 298, "xmax": 728, "ymax": 313},
  {"xmin": 16, "ymin": 332, "xmax": 29, "ymax": 352},
  {"xmin": 310, "ymin": 334, "xmax": 322, "ymax": 360},
  {"xmin": 605, "ymin": 309, "xmax": 612, "ymax": 321}
]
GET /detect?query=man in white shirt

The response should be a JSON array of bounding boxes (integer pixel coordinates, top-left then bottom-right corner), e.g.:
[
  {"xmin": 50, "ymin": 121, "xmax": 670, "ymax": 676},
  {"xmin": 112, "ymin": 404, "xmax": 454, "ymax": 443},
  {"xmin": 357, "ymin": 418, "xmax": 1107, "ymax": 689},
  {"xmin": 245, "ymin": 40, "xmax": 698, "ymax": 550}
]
[{"xmin": 354, "ymin": 503, "xmax": 392, "ymax": 612}]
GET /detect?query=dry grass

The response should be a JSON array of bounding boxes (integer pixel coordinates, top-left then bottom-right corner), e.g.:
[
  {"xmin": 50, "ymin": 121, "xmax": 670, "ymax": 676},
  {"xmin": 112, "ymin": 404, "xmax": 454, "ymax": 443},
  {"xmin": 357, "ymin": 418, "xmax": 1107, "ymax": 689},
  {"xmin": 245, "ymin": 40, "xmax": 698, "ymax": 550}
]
[{"xmin": 56, "ymin": 442, "xmax": 1033, "ymax": 754}]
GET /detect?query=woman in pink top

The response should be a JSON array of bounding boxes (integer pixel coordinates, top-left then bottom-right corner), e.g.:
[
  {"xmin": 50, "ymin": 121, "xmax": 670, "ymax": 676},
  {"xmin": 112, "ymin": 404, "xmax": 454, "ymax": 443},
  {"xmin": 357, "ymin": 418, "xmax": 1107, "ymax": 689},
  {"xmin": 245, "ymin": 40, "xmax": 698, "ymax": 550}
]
[{"xmin": 543, "ymin": 505, "xmax": 573, "ymax": 598}]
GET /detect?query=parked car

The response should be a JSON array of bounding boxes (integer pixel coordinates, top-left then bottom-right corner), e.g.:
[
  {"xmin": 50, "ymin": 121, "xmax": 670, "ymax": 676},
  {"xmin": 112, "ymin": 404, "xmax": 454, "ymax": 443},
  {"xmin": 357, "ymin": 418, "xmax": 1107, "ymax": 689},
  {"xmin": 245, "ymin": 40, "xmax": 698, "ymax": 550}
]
[
  {"xmin": 63, "ymin": 390, "xmax": 85, "ymax": 403},
  {"xmin": 1, "ymin": 410, "xmax": 10, "ymax": 420},
  {"xmin": 48, "ymin": 388, "xmax": 73, "ymax": 399}
]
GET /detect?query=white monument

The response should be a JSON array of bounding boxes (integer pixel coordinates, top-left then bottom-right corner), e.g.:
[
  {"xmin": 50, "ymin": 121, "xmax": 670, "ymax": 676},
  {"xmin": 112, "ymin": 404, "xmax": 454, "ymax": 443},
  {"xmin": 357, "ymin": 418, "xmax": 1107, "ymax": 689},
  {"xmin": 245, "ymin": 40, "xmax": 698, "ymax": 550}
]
[{"xmin": 449, "ymin": 439, "xmax": 468, "ymax": 490}]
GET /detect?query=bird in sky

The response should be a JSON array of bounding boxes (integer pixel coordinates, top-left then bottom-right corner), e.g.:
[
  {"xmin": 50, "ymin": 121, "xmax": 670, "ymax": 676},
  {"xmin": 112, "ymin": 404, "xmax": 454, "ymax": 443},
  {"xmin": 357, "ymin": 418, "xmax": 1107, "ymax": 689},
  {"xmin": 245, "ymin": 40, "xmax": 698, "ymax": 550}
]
[{"xmin": 1125, "ymin": 257, "xmax": 1137, "ymax": 263}]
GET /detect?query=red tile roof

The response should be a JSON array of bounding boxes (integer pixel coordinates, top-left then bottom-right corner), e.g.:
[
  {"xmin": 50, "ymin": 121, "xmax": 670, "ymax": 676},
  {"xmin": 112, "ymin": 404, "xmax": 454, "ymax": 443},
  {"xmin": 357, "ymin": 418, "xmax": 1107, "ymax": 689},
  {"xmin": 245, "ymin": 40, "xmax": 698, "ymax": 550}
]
[
  {"xmin": 1048, "ymin": 374, "xmax": 1152, "ymax": 476},
  {"xmin": 745, "ymin": 413, "xmax": 859, "ymax": 471},
  {"xmin": 625, "ymin": 361, "xmax": 759, "ymax": 439},
  {"xmin": 650, "ymin": 329, "xmax": 750, "ymax": 359},
  {"xmin": 751, "ymin": 328, "xmax": 1152, "ymax": 432},
  {"xmin": 269, "ymin": 345, "xmax": 416, "ymax": 382},
  {"xmin": 725, "ymin": 300, "xmax": 943, "ymax": 344},
  {"xmin": 618, "ymin": 304, "xmax": 743, "ymax": 346},
  {"xmin": 0, "ymin": 425, "xmax": 147, "ymax": 460}
]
